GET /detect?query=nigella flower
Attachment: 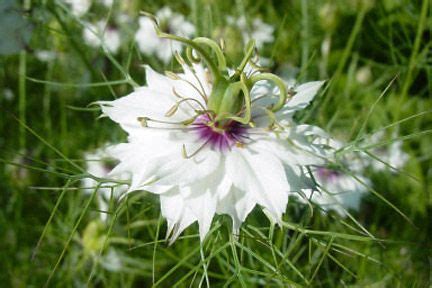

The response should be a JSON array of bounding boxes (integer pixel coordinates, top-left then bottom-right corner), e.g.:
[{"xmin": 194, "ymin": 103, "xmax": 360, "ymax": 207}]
[
  {"xmin": 35, "ymin": 50, "xmax": 56, "ymax": 62},
  {"xmin": 301, "ymin": 166, "xmax": 369, "ymax": 216},
  {"xmin": 83, "ymin": 21, "xmax": 121, "ymax": 54},
  {"xmin": 98, "ymin": 16, "xmax": 333, "ymax": 243},
  {"xmin": 64, "ymin": 0, "xmax": 91, "ymax": 17},
  {"xmin": 82, "ymin": 148, "xmax": 128, "ymax": 222},
  {"xmin": 364, "ymin": 131, "xmax": 409, "ymax": 171},
  {"xmin": 3, "ymin": 88, "xmax": 14, "ymax": 101},
  {"xmin": 135, "ymin": 7, "xmax": 195, "ymax": 64},
  {"xmin": 227, "ymin": 16, "xmax": 274, "ymax": 49}
]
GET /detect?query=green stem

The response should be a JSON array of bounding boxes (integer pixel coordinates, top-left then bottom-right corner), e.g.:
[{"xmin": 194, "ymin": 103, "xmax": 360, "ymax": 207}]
[
  {"xmin": 43, "ymin": 61, "xmax": 54, "ymax": 144},
  {"xmin": 301, "ymin": 0, "xmax": 309, "ymax": 80},
  {"xmin": 396, "ymin": 0, "xmax": 429, "ymax": 120},
  {"xmin": 18, "ymin": 50, "xmax": 27, "ymax": 151},
  {"xmin": 49, "ymin": 6, "xmax": 98, "ymax": 80},
  {"xmin": 319, "ymin": 6, "xmax": 367, "ymax": 115}
]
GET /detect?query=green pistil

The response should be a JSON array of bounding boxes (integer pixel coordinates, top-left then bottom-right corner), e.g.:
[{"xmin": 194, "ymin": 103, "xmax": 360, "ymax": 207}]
[{"xmin": 142, "ymin": 11, "xmax": 289, "ymax": 128}]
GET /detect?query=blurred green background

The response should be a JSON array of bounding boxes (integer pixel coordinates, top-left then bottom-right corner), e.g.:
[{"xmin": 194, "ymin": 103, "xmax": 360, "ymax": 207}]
[{"xmin": 0, "ymin": 0, "xmax": 431, "ymax": 286}]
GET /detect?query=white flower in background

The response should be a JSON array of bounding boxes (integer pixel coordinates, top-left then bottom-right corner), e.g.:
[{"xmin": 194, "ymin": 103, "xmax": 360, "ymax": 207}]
[
  {"xmin": 301, "ymin": 167, "xmax": 369, "ymax": 216},
  {"xmin": 83, "ymin": 21, "xmax": 121, "ymax": 54},
  {"xmin": 64, "ymin": 0, "xmax": 91, "ymax": 17},
  {"xmin": 100, "ymin": 249, "xmax": 122, "ymax": 272},
  {"xmin": 291, "ymin": 137, "xmax": 370, "ymax": 216},
  {"xmin": 135, "ymin": 7, "xmax": 195, "ymax": 63},
  {"xmin": 365, "ymin": 131, "xmax": 409, "ymax": 171},
  {"xmin": 101, "ymin": 0, "xmax": 113, "ymax": 8},
  {"xmin": 116, "ymin": 13, "xmax": 132, "ymax": 26},
  {"xmin": 98, "ymin": 26, "xmax": 333, "ymax": 242},
  {"xmin": 227, "ymin": 16, "xmax": 274, "ymax": 49},
  {"xmin": 35, "ymin": 50, "xmax": 56, "ymax": 62},
  {"xmin": 3, "ymin": 88, "xmax": 14, "ymax": 101},
  {"xmin": 5, "ymin": 151, "xmax": 30, "ymax": 186},
  {"xmin": 355, "ymin": 66, "xmax": 372, "ymax": 84},
  {"xmin": 82, "ymin": 148, "xmax": 128, "ymax": 222}
]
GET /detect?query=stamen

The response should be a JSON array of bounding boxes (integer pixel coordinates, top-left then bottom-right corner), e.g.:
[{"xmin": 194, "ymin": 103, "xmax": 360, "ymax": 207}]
[
  {"xmin": 174, "ymin": 51, "xmax": 186, "ymax": 66},
  {"xmin": 137, "ymin": 117, "xmax": 148, "ymax": 127},
  {"xmin": 188, "ymin": 66, "xmax": 210, "ymax": 102},
  {"xmin": 171, "ymin": 88, "xmax": 211, "ymax": 118},
  {"xmin": 137, "ymin": 116, "xmax": 198, "ymax": 126},
  {"xmin": 219, "ymin": 38, "xmax": 225, "ymax": 51},
  {"xmin": 182, "ymin": 140, "xmax": 210, "ymax": 159},
  {"xmin": 164, "ymin": 103, "xmax": 179, "ymax": 117},
  {"xmin": 171, "ymin": 74, "xmax": 208, "ymax": 104},
  {"xmin": 165, "ymin": 71, "xmax": 181, "ymax": 80},
  {"xmin": 176, "ymin": 97, "xmax": 209, "ymax": 115}
]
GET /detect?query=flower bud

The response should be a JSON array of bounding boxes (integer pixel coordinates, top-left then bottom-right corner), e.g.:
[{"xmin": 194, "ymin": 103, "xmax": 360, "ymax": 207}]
[{"xmin": 319, "ymin": 3, "xmax": 339, "ymax": 32}]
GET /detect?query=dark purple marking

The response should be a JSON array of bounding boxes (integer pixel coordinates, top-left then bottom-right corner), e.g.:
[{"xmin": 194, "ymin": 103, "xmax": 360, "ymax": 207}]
[{"xmin": 193, "ymin": 114, "xmax": 248, "ymax": 151}]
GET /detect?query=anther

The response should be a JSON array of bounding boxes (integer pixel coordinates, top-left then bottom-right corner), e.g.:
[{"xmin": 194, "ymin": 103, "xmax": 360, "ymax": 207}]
[
  {"xmin": 219, "ymin": 38, "xmax": 225, "ymax": 51},
  {"xmin": 165, "ymin": 71, "xmax": 181, "ymax": 80},
  {"xmin": 137, "ymin": 116, "xmax": 149, "ymax": 127},
  {"xmin": 181, "ymin": 140, "xmax": 209, "ymax": 159},
  {"xmin": 165, "ymin": 103, "xmax": 179, "ymax": 117},
  {"xmin": 174, "ymin": 51, "xmax": 186, "ymax": 66}
]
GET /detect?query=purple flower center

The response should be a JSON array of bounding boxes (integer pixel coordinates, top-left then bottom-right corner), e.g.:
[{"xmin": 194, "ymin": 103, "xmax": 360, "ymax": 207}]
[{"xmin": 193, "ymin": 114, "xmax": 248, "ymax": 151}]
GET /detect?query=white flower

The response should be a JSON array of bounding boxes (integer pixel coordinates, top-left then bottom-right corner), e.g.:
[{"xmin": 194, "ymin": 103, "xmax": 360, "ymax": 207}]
[
  {"xmin": 82, "ymin": 148, "xmax": 128, "ymax": 222},
  {"xmin": 83, "ymin": 21, "xmax": 121, "ymax": 54},
  {"xmin": 64, "ymin": 0, "xmax": 91, "ymax": 17},
  {"xmin": 98, "ymin": 68, "xmax": 331, "ymax": 242},
  {"xmin": 100, "ymin": 249, "xmax": 122, "ymax": 272},
  {"xmin": 301, "ymin": 167, "xmax": 369, "ymax": 216},
  {"xmin": 35, "ymin": 50, "xmax": 56, "ymax": 62},
  {"xmin": 3, "ymin": 88, "xmax": 14, "ymax": 101},
  {"xmin": 227, "ymin": 16, "xmax": 274, "ymax": 49},
  {"xmin": 101, "ymin": 0, "xmax": 113, "ymax": 8},
  {"xmin": 98, "ymin": 29, "xmax": 333, "ymax": 242},
  {"xmin": 365, "ymin": 131, "xmax": 409, "ymax": 171},
  {"xmin": 355, "ymin": 66, "xmax": 372, "ymax": 84},
  {"xmin": 296, "ymin": 136, "xmax": 371, "ymax": 216},
  {"xmin": 135, "ymin": 7, "xmax": 195, "ymax": 63}
]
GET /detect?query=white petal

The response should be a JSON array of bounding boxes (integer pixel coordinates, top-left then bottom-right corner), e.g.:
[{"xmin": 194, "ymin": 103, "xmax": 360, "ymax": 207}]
[
  {"xmin": 99, "ymin": 67, "xmax": 198, "ymax": 134},
  {"xmin": 248, "ymin": 130, "xmax": 326, "ymax": 166},
  {"xmin": 282, "ymin": 81, "xmax": 325, "ymax": 115},
  {"xmin": 226, "ymin": 149, "xmax": 289, "ymax": 223},
  {"xmin": 154, "ymin": 148, "xmax": 221, "ymax": 186},
  {"xmin": 107, "ymin": 135, "xmax": 220, "ymax": 192},
  {"xmin": 216, "ymin": 185, "xmax": 255, "ymax": 235},
  {"xmin": 182, "ymin": 185, "xmax": 217, "ymax": 241},
  {"xmin": 160, "ymin": 189, "xmax": 197, "ymax": 243}
]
